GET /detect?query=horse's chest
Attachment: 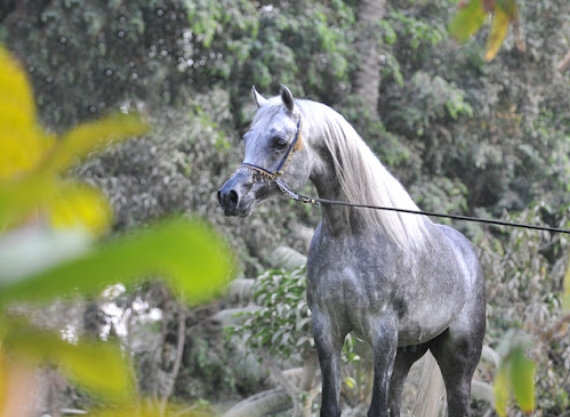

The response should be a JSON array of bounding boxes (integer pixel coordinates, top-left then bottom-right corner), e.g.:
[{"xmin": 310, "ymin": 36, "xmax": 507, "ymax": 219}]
[
  {"xmin": 307, "ymin": 232, "xmax": 391, "ymax": 310},
  {"xmin": 307, "ymin": 257, "xmax": 392, "ymax": 335}
]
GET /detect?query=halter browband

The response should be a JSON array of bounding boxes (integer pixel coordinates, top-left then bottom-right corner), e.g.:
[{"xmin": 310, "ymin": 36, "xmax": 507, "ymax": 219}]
[{"xmin": 239, "ymin": 117, "xmax": 303, "ymax": 182}]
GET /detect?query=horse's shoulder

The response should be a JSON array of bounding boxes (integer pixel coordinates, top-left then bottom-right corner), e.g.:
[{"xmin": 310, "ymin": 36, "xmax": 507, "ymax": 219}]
[
  {"xmin": 434, "ymin": 224, "xmax": 473, "ymax": 249},
  {"xmin": 434, "ymin": 224, "xmax": 481, "ymax": 277}
]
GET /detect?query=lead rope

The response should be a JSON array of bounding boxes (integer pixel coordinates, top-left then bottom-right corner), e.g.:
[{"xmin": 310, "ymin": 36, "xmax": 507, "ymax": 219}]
[
  {"xmin": 239, "ymin": 112, "xmax": 570, "ymax": 235},
  {"xmin": 276, "ymin": 180, "xmax": 570, "ymax": 235}
]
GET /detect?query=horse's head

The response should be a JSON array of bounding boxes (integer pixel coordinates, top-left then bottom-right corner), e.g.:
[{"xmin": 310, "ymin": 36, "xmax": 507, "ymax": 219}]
[{"xmin": 217, "ymin": 86, "xmax": 312, "ymax": 217}]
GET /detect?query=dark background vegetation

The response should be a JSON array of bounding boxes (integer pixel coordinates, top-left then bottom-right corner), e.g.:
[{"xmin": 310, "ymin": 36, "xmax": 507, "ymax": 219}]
[{"xmin": 1, "ymin": 0, "xmax": 569, "ymax": 416}]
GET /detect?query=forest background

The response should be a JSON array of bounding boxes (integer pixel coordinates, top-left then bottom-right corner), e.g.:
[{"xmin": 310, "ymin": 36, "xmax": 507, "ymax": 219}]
[{"xmin": 1, "ymin": 0, "xmax": 569, "ymax": 416}]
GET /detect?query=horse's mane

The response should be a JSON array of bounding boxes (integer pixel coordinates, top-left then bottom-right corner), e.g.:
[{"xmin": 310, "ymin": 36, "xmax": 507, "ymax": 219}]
[{"xmin": 299, "ymin": 100, "xmax": 431, "ymax": 250}]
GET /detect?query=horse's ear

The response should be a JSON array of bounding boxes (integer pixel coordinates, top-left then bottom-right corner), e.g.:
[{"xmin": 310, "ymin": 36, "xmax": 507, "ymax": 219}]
[
  {"xmin": 252, "ymin": 86, "xmax": 268, "ymax": 108},
  {"xmin": 280, "ymin": 85, "xmax": 295, "ymax": 113}
]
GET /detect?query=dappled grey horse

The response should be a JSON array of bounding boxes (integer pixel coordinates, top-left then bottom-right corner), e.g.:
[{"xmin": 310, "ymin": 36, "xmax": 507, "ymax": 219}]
[{"xmin": 218, "ymin": 86, "xmax": 486, "ymax": 417}]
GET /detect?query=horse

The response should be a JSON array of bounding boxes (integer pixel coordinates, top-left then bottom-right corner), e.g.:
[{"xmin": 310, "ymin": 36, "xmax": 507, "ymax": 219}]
[{"xmin": 217, "ymin": 86, "xmax": 486, "ymax": 417}]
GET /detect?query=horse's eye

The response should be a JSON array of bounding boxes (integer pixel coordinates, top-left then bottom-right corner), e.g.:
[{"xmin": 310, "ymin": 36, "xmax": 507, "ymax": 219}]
[{"xmin": 272, "ymin": 137, "xmax": 288, "ymax": 150}]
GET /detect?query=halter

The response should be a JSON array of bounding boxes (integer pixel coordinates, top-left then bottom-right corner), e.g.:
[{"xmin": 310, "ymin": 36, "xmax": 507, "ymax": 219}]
[{"xmin": 237, "ymin": 117, "xmax": 304, "ymax": 199}]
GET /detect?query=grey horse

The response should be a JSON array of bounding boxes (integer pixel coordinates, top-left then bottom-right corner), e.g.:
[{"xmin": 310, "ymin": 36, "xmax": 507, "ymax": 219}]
[{"xmin": 218, "ymin": 86, "xmax": 486, "ymax": 417}]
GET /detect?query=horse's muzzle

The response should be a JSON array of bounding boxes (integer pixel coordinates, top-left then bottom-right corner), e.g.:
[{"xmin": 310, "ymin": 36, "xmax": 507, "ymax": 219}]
[{"xmin": 217, "ymin": 171, "xmax": 253, "ymax": 217}]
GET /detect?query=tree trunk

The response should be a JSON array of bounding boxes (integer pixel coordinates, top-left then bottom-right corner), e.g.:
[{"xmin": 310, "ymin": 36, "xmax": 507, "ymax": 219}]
[
  {"xmin": 222, "ymin": 388, "xmax": 292, "ymax": 417},
  {"xmin": 353, "ymin": 0, "xmax": 387, "ymax": 117}
]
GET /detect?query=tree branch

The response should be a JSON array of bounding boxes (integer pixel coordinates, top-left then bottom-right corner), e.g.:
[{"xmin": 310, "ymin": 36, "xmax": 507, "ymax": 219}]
[
  {"xmin": 159, "ymin": 306, "xmax": 187, "ymax": 416},
  {"xmin": 260, "ymin": 349, "xmax": 299, "ymax": 398},
  {"xmin": 558, "ymin": 48, "xmax": 570, "ymax": 72}
]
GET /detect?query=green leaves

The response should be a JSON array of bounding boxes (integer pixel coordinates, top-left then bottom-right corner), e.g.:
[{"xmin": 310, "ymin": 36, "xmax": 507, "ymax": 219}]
[
  {"xmin": 494, "ymin": 333, "xmax": 536, "ymax": 416},
  {"xmin": 484, "ymin": 4, "xmax": 511, "ymax": 61},
  {"xmin": 5, "ymin": 324, "xmax": 132, "ymax": 398},
  {"xmin": 0, "ymin": 218, "xmax": 233, "ymax": 305},
  {"xmin": 0, "ymin": 46, "xmax": 54, "ymax": 180},
  {"xmin": 43, "ymin": 113, "xmax": 149, "ymax": 175},
  {"xmin": 229, "ymin": 267, "xmax": 314, "ymax": 359},
  {"xmin": 449, "ymin": 0, "xmax": 486, "ymax": 44},
  {"xmin": 0, "ymin": 45, "xmax": 148, "ymax": 235},
  {"xmin": 449, "ymin": 0, "xmax": 524, "ymax": 61},
  {"xmin": 0, "ymin": 46, "xmax": 234, "ymax": 414}
]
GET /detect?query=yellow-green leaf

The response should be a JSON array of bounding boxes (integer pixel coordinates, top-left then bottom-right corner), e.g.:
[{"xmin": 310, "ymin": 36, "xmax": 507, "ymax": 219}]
[
  {"xmin": 449, "ymin": 0, "xmax": 487, "ymax": 44},
  {"xmin": 494, "ymin": 360, "xmax": 511, "ymax": 417},
  {"xmin": 47, "ymin": 181, "xmax": 113, "ymax": 236},
  {"xmin": 0, "ymin": 176, "xmax": 55, "ymax": 229},
  {"xmin": 0, "ymin": 47, "xmax": 35, "ymax": 124},
  {"xmin": 344, "ymin": 376, "xmax": 356, "ymax": 390},
  {"xmin": 43, "ymin": 113, "xmax": 149, "ymax": 175},
  {"xmin": 56, "ymin": 340, "xmax": 132, "ymax": 398},
  {"xmin": 0, "ymin": 218, "xmax": 234, "ymax": 304},
  {"xmin": 510, "ymin": 348, "xmax": 535, "ymax": 413},
  {"xmin": 497, "ymin": 0, "xmax": 518, "ymax": 17},
  {"xmin": 5, "ymin": 325, "xmax": 132, "ymax": 398},
  {"xmin": 0, "ymin": 46, "xmax": 54, "ymax": 180},
  {"xmin": 485, "ymin": 6, "xmax": 511, "ymax": 61}
]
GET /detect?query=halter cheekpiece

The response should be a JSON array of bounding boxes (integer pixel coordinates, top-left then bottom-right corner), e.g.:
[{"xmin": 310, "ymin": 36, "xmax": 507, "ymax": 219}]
[{"xmin": 237, "ymin": 116, "xmax": 304, "ymax": 199}]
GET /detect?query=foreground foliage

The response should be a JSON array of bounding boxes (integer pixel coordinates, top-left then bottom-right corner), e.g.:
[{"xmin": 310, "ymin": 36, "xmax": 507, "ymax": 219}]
[
  {"xmin": 0, "ymin": 47, "xmax": 233, "ymax": 416},
  {"xmin": 450, "ymin": 0, "xmax": 525, "ymax": 61}
]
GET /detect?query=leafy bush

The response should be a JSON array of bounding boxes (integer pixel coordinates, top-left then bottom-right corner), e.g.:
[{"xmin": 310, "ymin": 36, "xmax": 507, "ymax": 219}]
[
  {"xmin": 229, "ymin": 267, "xmax": 313, "ymax": 360},
  {"xmin": 480, "ymin": 204, "xmax": 570, "ymax": 414}
]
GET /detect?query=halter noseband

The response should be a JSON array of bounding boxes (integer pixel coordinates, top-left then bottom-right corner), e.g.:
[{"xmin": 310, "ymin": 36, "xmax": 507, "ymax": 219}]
[{"xmin": 238, "ymin": 117, "xmax": 303, "ymax": 198}]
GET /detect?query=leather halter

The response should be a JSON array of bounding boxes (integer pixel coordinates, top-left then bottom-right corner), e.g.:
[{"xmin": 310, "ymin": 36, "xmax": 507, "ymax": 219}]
[{"xmin": 237, "ymin": 117, "xmax": 303, "ymax": 198}]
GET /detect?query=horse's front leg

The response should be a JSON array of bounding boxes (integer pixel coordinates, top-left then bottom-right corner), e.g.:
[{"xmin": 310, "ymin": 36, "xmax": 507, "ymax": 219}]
[
  {"xmin": 368, "ymin": 316, "xmax": 399, "ymax": 417},
  {"xmin": 312, "ymin": 308, "xmax": 347, "ymax": 417}
]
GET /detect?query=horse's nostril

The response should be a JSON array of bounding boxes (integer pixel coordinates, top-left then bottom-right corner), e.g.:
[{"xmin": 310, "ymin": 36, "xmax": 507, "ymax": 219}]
[{"xmin": 229, "ymin": 190, "xmax": 238, "ymax": 205}]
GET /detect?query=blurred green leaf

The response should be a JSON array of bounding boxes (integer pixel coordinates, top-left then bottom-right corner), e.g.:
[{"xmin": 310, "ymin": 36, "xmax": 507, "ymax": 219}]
[
  {"xmin": 494, "ymin": 360, "xmax": 510, "ymax": 417},
  {"xmin": 0, "ymin": 176, "xmax": 54, "ymax": 228},
  {"xmin": 0, "ymin": 177, "xmax": 112, "ymax": 235},
  {"xmin": 450, "ymin": 0, "xmax": 521, "ymax": 61},
  {"xmin": 494, "ymin": 334, "xmax": 536, "ymax": 416},
  {"xmin": 0, "ymin": 46, "xmax": 54, "ymax": 180},
  {"xmin": 5, "ymin": 324, "xmax": 131, "ymax": 398},
  {"xmin": 42, "ymin": 113, "xmax": 149, "ymax": 175},
  {"xmin": 485, "ymin": 6, "xmax": 510, "ymax": 61},
  {"xmin": 0, "ymin": 227, "xmax": 91, "ymax": 283},
  {"xmin": 497, "ymin": 0, "xmax": 518, "ymax": 17},
  {"xmin": 344, "ymin": 376, "xmax": 356, "ymax": 390},
  {"xmin": 0, "ymin": 218, "xmax": 234, "ymax": 304},
  {"xmin": 510, "ymin": 347, "xmax": 536, "ymax": 413},
  {"xmin": 47, "ymin": 180, "xmax": 113, "ymax": 236},
  {"xmin": 449, "ymin": 0, "xmax": 486, "ymax": 44},
  {"xmin": 0, "ymin": 47, "xmax": 147, "ymax": 234}
]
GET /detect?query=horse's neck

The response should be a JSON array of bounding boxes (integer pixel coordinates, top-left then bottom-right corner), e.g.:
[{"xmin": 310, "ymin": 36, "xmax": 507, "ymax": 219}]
[
  {"xmin": 312, "ymin": 174, "xmax": 345, "ymax": 233},
  {"xmin": 310, "ymin": 152, "xmax": 366, "ymax": 235}
]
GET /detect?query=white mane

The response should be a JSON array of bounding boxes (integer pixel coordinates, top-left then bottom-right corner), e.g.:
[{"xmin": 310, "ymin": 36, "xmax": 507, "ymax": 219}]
[{"xmin": 299, "ymin": 100, "xmax": 431, "ymax": 250}]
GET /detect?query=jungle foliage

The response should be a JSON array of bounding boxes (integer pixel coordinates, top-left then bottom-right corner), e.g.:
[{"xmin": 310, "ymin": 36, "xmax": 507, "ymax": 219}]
[{"xmin": 1, "ymin": 0, "xmax": 570, "ymax": 416}]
